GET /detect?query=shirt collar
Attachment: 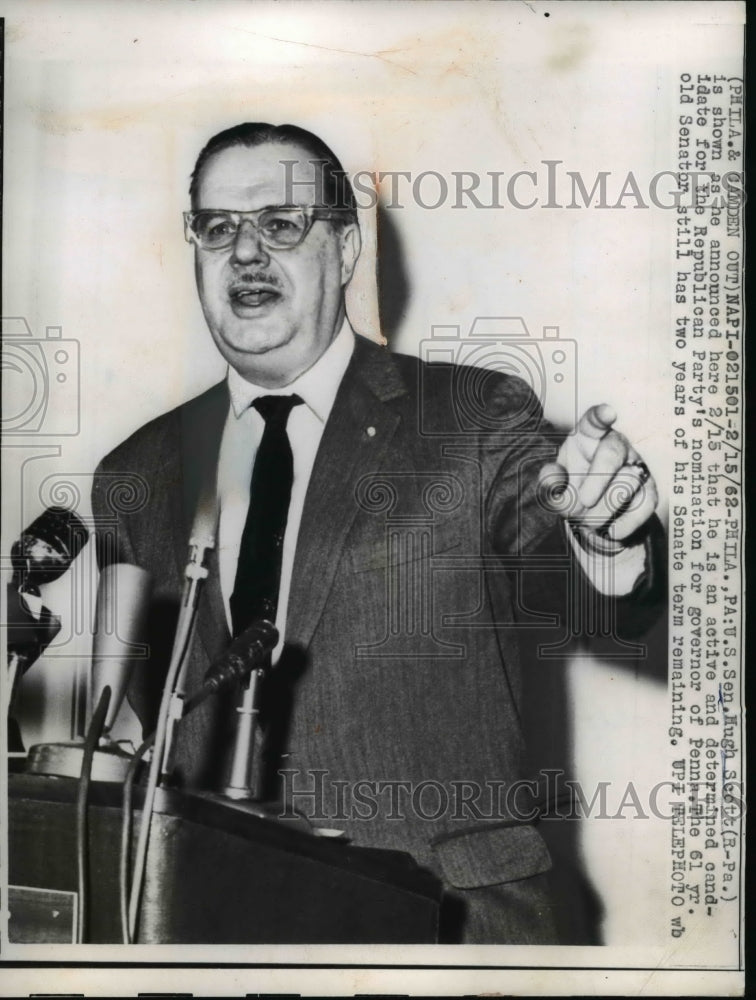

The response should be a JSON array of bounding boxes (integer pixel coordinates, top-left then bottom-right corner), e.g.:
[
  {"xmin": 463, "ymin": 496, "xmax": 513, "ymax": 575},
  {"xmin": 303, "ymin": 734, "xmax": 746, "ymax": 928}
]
[{"xmin": 227, "ymin": 320, "xmax": 355, "ymax": 423}]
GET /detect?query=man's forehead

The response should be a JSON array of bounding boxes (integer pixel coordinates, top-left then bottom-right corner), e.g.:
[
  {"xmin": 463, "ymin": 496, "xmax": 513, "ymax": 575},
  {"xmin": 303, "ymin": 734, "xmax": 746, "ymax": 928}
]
[{"xmin": 196, "ymin": 141, "xmax": 326, "ymax": 208}]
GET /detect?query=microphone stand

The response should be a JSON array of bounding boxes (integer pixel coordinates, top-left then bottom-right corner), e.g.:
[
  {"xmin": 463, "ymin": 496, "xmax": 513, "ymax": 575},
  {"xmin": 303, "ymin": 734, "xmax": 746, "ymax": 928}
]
[
  {"xmin": 221, "ymin": 661, "xmax": 268, "ymax": 800},
  {"xmin": 127, "ymin": 489, "xmax": 217, "ymax": 942}
]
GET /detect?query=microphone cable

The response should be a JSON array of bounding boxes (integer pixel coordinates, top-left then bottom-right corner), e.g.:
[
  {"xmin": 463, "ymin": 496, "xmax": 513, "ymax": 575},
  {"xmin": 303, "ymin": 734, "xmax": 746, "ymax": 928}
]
[
  {"xmin": 119, "ymin": 732, "xmax": 154, "ymax": 944},
  {"xmin": 75, "ymin": 685, "xmax": 111, "ymax": 944}
]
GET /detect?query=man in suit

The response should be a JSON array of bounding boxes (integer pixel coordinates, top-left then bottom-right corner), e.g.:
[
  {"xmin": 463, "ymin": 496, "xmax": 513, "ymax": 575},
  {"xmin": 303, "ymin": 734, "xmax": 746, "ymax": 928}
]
[{"xmin": 92, "ymin": 123, "xmax": 661, "ymax": 944}]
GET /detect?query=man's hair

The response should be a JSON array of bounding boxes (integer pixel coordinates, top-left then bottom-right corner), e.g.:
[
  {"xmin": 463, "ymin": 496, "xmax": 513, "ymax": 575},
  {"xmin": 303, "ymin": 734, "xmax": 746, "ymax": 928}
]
[{"xmin": 189, "ymin": 122, "xmax": 358, "ymax": 226}]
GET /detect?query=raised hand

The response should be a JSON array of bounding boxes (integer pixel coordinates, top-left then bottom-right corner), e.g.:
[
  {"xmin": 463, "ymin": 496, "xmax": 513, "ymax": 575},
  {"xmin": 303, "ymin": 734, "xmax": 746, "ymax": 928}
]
[{"xmin": 538, "ymin": 403, "xmax": 658, "ymax": 546}]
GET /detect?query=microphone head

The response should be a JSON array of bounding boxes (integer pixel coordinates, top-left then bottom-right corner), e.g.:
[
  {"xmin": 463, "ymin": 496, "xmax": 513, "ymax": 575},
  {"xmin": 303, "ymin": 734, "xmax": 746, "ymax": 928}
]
[
  {"xmin": 11, "ymin": 506, "xmax": 89, "ymax": 591},
  {"xmin": 232, "ymin": 619, "xmax": 279, "ymax": 660},
  {"xmin": 202, "ymin": 620, "xmax": 279, "ymax": 693}
]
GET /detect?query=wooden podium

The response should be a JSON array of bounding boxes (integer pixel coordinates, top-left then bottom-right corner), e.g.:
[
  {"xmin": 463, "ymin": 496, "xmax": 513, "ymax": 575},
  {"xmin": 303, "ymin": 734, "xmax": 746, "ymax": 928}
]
[{"xmin": 8, "ymin": 769, "xmax": 441, "ymax": 944}]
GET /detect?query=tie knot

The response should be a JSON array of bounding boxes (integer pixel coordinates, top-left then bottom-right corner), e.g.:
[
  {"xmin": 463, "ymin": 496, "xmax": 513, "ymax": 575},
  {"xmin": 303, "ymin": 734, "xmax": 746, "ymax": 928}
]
[{"xmin": 252, "ymin": 394, "xmax": 303, "ymax": 424}]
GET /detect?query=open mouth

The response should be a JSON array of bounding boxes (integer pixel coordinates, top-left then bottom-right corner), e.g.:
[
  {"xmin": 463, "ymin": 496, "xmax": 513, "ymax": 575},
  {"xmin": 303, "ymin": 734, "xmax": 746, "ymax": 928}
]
[{"xmin": 229, "ymin": 286, "xmax": 281, "ymax": 308}]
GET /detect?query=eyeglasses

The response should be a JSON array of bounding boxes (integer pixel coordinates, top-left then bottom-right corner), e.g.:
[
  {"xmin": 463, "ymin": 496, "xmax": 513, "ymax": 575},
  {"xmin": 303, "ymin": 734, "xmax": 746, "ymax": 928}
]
[{"xmin": 183, "ymin": 206, "xmax": 348, "ymax": 251}]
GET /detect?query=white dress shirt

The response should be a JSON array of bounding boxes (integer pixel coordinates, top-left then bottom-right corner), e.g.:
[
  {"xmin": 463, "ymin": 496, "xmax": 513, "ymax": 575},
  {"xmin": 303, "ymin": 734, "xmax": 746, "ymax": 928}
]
[{"xmin": 216, "ymin": 320, "xmax": 355, "ymax": 661}]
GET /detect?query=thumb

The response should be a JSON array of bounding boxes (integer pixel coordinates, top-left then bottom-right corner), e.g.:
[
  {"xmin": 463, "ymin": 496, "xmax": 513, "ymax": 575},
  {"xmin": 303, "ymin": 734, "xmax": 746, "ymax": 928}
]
[{"xmin": 537, "ymin": 461, "xmax": 576, "ymax": 515}]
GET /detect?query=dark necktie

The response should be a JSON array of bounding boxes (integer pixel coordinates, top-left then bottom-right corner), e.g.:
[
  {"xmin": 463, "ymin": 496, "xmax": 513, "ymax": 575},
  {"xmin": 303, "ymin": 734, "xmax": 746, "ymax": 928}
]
[{"xmin": 229, "ymin": 394, "xmax": 303, "ymax": 638}]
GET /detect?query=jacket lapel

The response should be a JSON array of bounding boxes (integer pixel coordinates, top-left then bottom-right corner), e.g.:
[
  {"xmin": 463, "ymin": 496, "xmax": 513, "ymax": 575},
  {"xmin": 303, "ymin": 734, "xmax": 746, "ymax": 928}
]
[
  {"xmin": 286, "ymin": 336, "xmax": 407, "ymax": 650},
  {"xmin": 170, "ymin": 339, "xmax": 408, "ymax": 661}
]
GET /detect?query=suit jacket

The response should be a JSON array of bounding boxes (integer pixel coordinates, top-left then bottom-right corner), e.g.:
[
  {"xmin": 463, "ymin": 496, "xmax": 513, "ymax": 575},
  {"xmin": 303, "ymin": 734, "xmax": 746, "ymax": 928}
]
[{"xmin": 92, "ymin": 334, "xmax": 659, "ymax": 942}]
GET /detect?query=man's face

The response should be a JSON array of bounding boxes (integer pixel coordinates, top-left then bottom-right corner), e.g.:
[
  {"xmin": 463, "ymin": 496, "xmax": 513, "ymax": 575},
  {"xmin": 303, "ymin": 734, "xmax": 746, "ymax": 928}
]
[{"xmin": 193, "ymin": 142, "xmax": 361, "ymax": 387}]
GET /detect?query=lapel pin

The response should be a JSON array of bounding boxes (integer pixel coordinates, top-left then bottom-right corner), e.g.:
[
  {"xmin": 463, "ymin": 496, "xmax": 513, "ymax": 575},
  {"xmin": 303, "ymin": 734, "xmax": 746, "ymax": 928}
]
[{"xmin": 366, "ymin": 426, "xmax": 376, "ymax": 438}]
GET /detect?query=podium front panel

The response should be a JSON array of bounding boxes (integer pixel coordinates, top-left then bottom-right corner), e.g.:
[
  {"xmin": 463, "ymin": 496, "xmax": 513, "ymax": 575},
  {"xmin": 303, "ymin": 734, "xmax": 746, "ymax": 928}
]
[{"xmin": 9, "ymin": 772, "xmax": 441, "ymax": 944}]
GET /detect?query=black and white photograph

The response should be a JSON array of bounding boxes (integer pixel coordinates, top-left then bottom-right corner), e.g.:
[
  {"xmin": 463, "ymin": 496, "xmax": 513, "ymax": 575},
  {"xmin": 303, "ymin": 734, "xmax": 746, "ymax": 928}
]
[{"xmin": 0, "ymin": 1, "xmax": 745, "ymax": 995}]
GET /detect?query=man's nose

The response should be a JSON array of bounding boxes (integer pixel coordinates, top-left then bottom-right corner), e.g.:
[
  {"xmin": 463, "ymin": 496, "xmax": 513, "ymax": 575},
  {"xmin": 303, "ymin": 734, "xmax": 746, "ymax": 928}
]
[{"xmin": 231, "ymin": 220, "xmax": 270, "ymax": 266}]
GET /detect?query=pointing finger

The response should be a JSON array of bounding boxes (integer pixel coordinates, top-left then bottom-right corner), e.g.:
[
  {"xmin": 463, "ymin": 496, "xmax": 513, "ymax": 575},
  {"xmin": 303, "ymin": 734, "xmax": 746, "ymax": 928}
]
[
  {"xmin": 577, "ymin": 403, "xmax": 618, "ymax": 441},
  {"xmin": 578, "ymin": 431, "xmax": 630, "ymax": 509},
  {"xmin": 571, "ymin": 403, "xmax": 619, "ymax": 464}
]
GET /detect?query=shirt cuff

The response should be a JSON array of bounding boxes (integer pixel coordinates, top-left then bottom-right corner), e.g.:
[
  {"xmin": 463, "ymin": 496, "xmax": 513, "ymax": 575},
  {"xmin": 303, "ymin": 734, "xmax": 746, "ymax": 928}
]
[{"xmin": 567, "ymin": 523, "xmax": 648, "ymax": 596}]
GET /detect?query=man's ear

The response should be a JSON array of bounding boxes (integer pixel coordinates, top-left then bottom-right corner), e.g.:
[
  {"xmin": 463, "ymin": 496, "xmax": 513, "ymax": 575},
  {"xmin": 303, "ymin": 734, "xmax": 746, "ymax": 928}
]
[{"xmin": 340, "ymin": 223, "xmax": 362, "ymax": 285}]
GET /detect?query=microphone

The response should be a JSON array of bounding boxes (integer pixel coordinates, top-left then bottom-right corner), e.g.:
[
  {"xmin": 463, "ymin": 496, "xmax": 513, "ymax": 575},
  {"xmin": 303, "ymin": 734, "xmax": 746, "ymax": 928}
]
[
  {"xmin": 7, "ymin": 506, "xmax": 90, "ymax": 678},
  {"xmin": 183, "ymin": 619, "xmax": 278, "ymax": 714},
  {"xmin": 7, "ymin": 507, "xmax": 89, "ymax": 750},
  {"xmin": 90, "ymin": 563, "xmax": 152, "ymax": 735},
  {"xmin": 11, "ymin": 505, "xmax": 89, "ymax": 593}
]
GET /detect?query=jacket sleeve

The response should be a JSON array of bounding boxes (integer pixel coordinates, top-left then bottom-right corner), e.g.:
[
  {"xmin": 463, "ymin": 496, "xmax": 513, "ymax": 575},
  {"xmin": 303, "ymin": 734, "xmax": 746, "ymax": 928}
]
[{"xmin": 478, "ymin": 372, "xmax": 665, "ymax": 643}]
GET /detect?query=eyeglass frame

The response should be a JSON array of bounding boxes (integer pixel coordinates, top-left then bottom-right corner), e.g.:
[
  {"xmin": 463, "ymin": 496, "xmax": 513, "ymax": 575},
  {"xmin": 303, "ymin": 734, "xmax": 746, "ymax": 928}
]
[{"xmin": 183, "ymin": 205, "xmax": 354, "ymax": 251}]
